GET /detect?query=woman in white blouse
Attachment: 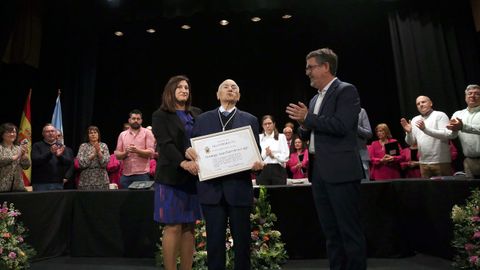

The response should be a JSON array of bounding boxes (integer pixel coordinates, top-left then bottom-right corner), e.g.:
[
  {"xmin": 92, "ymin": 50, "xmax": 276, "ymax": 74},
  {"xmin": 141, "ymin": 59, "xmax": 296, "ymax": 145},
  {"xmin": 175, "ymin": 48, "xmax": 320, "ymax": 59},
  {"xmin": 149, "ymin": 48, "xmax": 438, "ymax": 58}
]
[{"xmin": 256, "ymin": 115, "xmax": 289, "ymax": 185}]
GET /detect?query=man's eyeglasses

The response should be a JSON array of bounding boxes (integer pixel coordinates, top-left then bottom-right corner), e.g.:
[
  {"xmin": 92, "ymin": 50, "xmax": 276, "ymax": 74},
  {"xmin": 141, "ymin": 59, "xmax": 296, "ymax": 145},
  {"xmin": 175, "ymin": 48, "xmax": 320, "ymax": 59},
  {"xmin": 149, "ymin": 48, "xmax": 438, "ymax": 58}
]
[{"xmin": 305, "ymin": 64, "xmax": 321, "ymax": 72}]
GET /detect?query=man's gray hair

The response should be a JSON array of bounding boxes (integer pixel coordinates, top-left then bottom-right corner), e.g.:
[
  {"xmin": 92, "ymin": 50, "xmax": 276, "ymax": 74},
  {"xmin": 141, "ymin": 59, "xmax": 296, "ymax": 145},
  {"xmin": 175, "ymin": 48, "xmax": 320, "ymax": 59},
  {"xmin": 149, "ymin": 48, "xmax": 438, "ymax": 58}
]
[{"xmin": 465, "ymin": 84, "xmax": 480, "ymax": 93}]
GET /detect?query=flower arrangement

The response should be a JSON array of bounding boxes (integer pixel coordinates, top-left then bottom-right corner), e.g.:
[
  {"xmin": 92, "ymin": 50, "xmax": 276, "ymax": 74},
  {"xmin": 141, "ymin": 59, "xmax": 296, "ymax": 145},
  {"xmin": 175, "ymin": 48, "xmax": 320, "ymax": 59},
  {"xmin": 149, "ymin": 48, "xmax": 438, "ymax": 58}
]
[
  {"xmin": 250, "ymin": 186, "xmax": 288, "ymax": 270},
  {"xmin": 452, "ymin": 189, "xmax": 480, "ymax": 269},
  {"xmin": 0, "ymin": 202, "xmax": 36, "ymax": 270},
  {"xmin": 156, "ymin": 186, "xmax": 288, "ymax": 269}
]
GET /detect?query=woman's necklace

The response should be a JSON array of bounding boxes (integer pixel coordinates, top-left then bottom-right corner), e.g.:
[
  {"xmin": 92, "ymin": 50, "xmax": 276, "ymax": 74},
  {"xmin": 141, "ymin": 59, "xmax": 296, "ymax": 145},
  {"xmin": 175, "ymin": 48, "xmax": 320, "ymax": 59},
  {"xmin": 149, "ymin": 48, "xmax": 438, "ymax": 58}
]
[{"xmin": 218, "ymin": 109, "xmax": 237, "ymax": 132}]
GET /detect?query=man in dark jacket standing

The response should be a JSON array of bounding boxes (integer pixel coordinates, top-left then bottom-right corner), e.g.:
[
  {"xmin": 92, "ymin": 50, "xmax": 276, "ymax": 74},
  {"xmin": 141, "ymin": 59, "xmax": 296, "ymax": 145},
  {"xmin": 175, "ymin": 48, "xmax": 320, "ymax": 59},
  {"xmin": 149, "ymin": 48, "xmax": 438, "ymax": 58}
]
[{"xmin": 286, "ymin": 48, "xmax": 366, "ymax": 270}]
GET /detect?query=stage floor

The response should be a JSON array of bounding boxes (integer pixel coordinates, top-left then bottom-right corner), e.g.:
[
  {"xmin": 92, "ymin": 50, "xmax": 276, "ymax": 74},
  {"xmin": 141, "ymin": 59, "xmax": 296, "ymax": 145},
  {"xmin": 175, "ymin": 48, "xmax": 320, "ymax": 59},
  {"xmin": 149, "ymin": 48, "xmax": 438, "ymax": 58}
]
[{"xmin": 31, "ymin": 254, "xmax": 453, "ymax": 270}]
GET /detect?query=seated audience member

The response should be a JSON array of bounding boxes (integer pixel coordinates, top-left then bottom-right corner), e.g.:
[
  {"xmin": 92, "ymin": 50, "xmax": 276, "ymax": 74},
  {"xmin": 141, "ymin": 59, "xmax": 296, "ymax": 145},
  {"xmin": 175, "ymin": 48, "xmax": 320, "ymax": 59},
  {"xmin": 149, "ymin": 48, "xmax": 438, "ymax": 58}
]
[
  {"xmin": 286, "ymin": 138, "xmax": 309, "ymax": 179},
  {"xmin": 76, "ymin": 126, "xmax": 110, "ymax": 190},
  {"xmin": 57, "ymin": 129, "xmax": 76, "ymax": 189},
  {"xmin": 149, "ymin": 137, "xmax": 158, "ymax": 180},
  {"xmin": 368, "ymin": 123, "xmax": 404, "ymax": 180},
  {"xmin": 73, "ymin": 158, "xmax": 80, "ymax": 188},
  {"xmin": 358, "ymin": 108, "xmax": 373, "ymax": 180},
  {"xmin": 447, "ymin": 84, "xmax": 480, "ymax": 179},
  {"xmin": 401, "ymin": 142, "xmax": 457, "ymax": 177},
  {"xmin": 400, "ymin": 95, "xmax": 454, "ymax": 178},
  {"xmin": 283, "ymin": 126, "xmax": 298, "ymax": 154},
  {"xmin": 283, "ymin": 125, "xmax": 298, "ymax": 178},
  {"xmin": 400, "ymin": 144, "xmax": 421, "ymax": 178},
  {"xmin": 449, "ymin": 140, "xmax": 459, "ymax": 173},
  {"xmin": 284, "ymin": 121, "xmax": 295, "ymax": 130},
  {"xmin": 107, "ymin": 123, "xmax": 128, "ymax": 186},
  {"xmin": 0, "ymin": 123, "xmax": 29, "ymax": 192},
  {"xmin": 256, "ymin": 115, "xmax": 289, "ymax": 185},
  {"xmin": 107, "ymin": 153, "xmax": 122, "ymax": 186},
  {"xmin": 31, "ymin": 124, "xmax": 74, "ymax": 191},
  {"xmin": 149, "ymin": 158, "xmax": 156, "ymax": 180}
]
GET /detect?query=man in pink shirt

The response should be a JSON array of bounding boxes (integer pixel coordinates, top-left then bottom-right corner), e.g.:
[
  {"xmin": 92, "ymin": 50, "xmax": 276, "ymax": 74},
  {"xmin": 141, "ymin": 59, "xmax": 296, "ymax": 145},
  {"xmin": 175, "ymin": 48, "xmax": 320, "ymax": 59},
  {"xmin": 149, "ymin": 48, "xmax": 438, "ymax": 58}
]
[{"xmin": 114, "ymin": 109, "xmax": 155, "ymax": 188}]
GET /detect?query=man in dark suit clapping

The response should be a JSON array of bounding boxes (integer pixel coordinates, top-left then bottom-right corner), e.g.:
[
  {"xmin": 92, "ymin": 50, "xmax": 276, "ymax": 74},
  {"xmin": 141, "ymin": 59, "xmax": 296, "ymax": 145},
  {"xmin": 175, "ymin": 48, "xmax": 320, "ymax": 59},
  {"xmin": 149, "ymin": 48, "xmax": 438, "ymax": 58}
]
[
  {"xmin": 187, "ymin": 79, "xmax": 263, "ymax": 270},
  {"xmin": 286, "ymin": 48, "xmax": 366, "ymax": 270}
]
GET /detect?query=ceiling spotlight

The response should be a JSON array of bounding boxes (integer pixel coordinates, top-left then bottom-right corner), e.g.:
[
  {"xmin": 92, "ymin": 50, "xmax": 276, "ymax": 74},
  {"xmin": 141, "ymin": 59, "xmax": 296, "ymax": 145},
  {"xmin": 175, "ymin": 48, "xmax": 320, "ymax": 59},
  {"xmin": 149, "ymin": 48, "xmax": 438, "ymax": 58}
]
[
  {"xmin": 219, "ymin": 20, "xmax": 229, "ymax": 26},
  {"xmin": 146, "ymin": 28, "xmax": 156, "ymax": 33},
  {"xmin": 251, "ymin": 17, "xmax": 261, "ymax": 22},
  {"xmin": 114, "ymin": 31, "xmax": 124, "ymax": 37},
  {"xmin": 181, "ymin": 24, "xmax": 191, "ymax": 30},
  {"xmin": 282, "ymin": 14, "xmax": 292, "ymax": 19}
]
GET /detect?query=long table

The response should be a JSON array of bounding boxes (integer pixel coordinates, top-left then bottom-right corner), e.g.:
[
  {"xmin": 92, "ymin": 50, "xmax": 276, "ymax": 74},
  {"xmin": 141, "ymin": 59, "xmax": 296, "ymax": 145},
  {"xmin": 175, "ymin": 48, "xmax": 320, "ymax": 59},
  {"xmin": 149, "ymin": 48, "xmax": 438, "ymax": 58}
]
[{"xmin": 1, "ymin": 180, "xmax": 479, "ymax": 260}]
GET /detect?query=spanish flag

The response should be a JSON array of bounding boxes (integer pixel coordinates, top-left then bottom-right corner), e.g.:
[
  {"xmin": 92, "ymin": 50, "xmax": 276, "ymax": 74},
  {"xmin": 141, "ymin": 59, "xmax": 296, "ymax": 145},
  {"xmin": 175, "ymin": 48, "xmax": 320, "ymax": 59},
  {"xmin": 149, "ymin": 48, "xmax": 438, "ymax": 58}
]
[{"xmin": 18, "ymin": 89, "xmax": 32, "ymax": 186}]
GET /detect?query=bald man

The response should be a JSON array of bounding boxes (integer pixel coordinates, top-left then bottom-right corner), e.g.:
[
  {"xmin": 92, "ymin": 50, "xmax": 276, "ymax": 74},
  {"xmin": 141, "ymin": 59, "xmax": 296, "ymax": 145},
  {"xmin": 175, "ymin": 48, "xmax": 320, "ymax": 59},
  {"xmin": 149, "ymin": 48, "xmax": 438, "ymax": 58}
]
[
  {"xmin": 189, "ymin": 79, "xmax": 263, "ymax": 270},
  {"xmin": 400, "ymin": 95, "xmax": 454, "ymax": 178}
]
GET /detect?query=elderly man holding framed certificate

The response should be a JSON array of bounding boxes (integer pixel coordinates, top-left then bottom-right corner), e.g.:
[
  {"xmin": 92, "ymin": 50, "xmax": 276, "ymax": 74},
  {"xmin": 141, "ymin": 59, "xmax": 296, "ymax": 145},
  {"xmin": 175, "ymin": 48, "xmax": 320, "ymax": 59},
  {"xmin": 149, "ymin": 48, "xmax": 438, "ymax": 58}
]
[{"xmin": 186, "ymin": 79, "xmax": 263, "ymax": 270}]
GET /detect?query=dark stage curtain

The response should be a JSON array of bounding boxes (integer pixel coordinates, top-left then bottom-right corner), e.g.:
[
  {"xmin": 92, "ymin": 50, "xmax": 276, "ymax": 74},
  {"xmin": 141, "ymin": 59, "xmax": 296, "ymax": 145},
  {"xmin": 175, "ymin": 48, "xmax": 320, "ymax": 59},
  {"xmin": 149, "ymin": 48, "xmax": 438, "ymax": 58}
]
[
  {"xmin": 1, "ymin": 0, "xmax": 42, "ymax": 69},
  {"xmin": 0, "ymin": 0, "xmax": 98, "ymax": 152},
  {"xmin": 44, "ymin": 0, "xmax": 100, "ymax": 151},
  {"xmin": 388, "ymin": 1, "xmax": 480, "ymax": 118},
  {"xmin": 62, "ymin": 30, "xmax": 98, "ymax": 151}
]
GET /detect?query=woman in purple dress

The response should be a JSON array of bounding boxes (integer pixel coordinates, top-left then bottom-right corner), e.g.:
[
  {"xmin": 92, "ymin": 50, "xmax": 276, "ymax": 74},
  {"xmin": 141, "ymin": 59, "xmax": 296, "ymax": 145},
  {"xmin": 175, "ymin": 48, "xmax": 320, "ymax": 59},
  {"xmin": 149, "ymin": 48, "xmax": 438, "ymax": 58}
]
[{"xmin": 151, "ymin": 75, "xmax": 202, "ymax": 270}]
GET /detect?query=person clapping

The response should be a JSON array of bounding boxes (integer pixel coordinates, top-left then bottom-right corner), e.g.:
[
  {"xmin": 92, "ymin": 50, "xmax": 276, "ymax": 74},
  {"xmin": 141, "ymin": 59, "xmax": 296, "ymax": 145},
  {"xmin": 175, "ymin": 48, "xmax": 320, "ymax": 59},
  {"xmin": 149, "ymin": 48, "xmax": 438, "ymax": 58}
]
[
  {"xmin": 76, "ymin": 126, "xmax": 110, "ymax": 190},
  {"xmin": 0, "ymin": 123, "xmax": 30, "ymax": 192}
]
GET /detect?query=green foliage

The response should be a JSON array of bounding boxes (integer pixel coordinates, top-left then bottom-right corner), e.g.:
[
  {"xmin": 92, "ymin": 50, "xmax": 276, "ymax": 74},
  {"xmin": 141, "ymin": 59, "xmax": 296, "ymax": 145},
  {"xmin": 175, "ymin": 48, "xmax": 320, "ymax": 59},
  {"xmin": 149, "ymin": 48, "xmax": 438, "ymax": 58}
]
[
  {"xmin": 156, "ymin": 186, "xmax": 288, "ymax": 269},
  {"xmin": 452, "ymin": 189, "xmax": 480, "ymax": 269},
  {"xmin": 0, "ymin": 202, "xmax": 36, "ymax": 270}
]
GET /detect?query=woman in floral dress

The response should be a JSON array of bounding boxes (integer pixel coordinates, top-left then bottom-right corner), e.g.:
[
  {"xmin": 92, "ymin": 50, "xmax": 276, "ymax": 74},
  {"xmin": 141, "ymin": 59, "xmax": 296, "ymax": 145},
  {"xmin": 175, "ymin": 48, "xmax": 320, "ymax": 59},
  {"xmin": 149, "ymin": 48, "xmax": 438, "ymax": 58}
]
[
  {"xmin": 76, "ymin": 126, "xmax": 110, "ymax": 190},
  {"xmin": 0, "ymin": 123, "xmax": 30, "ymax": 192}
]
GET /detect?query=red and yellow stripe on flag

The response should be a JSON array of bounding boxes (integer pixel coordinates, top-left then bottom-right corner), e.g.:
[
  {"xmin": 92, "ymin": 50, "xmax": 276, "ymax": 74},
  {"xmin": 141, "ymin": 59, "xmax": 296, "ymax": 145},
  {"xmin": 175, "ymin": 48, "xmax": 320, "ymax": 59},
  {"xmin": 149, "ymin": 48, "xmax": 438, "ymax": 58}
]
[{"xmin": 18, "ymin": 89, "xmax": 32, "ymax": 186}]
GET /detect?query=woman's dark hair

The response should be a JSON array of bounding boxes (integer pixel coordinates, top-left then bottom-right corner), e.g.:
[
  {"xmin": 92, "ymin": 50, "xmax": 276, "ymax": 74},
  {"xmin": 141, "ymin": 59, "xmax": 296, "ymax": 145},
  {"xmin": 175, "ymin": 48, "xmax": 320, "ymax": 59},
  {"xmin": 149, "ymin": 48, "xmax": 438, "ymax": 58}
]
[
  {"xmin": 294, "ymin": 137, "xmax": 307, "ymax": 151},
  {"xmin": 261, "ymin": 115, "xmax": 279, "ymax": 140},
  {"xmin": 160, "ymin": 75, "xmax": 192, "ymax": 113},
  {"xmin": 0, "ymin": 123, "xmax": 18, "ymax": 144},
  {"xmin": 85, "ymin": 125, "xmax": 101, "ymax": 142}
]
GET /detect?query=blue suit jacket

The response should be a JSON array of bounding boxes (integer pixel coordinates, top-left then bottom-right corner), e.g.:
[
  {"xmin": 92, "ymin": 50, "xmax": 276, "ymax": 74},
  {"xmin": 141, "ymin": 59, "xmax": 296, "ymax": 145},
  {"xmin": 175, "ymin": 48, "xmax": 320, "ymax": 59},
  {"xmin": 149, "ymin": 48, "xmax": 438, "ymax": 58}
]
[
  {"xmin": 192, "ymin": 107, "xmax": 260, "ymax": 206},
  {"xmin": 299, "ymin": 79, "xmax": 363, "ymax": 183}
]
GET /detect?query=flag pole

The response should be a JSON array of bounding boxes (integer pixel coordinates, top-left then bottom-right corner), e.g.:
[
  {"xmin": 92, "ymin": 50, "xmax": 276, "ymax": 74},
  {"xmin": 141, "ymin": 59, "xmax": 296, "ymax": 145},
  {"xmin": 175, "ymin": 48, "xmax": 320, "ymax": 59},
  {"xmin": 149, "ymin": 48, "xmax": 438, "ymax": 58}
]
[
  {"xmin": 19, "ymin": 89, "xmax": 32, "ymax": 187},
  {"xmin": 51, "ymin": 89, "xmax": 64, "ymax": 144}
]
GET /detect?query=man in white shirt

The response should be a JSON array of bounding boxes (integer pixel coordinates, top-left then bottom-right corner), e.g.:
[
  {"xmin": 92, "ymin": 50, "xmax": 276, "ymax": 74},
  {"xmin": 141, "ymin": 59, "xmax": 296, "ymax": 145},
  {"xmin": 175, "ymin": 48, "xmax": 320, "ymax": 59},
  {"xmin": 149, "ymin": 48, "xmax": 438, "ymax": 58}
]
[
  {"xmin": 400, "ymin": 96, "xmax": 454, "ymax": 178},
  {"xmin": 447, "ymin": 84, "xmax": 480, "ymax": 179},
  {"xmin": 283, "ymin": 126, "xmax": 295, "ymax": 153}
]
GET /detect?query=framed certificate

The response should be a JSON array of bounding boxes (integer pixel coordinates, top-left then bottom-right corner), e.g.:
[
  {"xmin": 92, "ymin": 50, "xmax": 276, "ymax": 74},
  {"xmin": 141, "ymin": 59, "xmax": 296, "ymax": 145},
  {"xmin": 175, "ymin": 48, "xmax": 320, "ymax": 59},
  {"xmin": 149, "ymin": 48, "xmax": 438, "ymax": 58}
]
[{"xmin": 190, "ymin": 126, "xmax": 261, "ymax": 181}]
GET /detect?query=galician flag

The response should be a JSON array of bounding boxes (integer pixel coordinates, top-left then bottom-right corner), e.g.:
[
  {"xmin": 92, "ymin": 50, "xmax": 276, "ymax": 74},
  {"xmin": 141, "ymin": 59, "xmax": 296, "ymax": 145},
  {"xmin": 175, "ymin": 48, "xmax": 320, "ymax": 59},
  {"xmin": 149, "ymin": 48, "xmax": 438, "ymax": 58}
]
[
  {"xmin": 18, "ymin": 89, "xmax": 32, "ymax": 186},
  {"xmin": 51, "ymin": 89, "xmax": 63, "ymax": 143}
]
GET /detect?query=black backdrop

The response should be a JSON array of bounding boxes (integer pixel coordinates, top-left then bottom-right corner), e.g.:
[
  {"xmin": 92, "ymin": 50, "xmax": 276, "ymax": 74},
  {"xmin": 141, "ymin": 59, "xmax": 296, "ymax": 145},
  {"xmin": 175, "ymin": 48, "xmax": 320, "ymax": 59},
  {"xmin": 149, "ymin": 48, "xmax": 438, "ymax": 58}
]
[{"xmin": 0, "ymin": 0, "xmax": 479, "ymax": 155}]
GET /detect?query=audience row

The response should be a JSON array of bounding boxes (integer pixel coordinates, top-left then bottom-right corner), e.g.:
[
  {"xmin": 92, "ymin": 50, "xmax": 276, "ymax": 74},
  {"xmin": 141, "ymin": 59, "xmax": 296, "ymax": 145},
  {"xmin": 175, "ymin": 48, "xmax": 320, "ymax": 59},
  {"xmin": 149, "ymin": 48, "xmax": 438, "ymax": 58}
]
[{"xmin": 0, "ymin": 84, "xmax": 479, "ymax": 191}]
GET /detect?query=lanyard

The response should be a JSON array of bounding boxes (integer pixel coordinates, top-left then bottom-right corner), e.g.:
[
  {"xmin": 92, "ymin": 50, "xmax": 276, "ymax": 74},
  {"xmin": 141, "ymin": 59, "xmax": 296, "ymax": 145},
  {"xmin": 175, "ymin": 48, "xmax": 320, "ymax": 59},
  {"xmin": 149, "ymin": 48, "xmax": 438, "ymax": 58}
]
[{"xmin": 218, "ymin": 109, "xmax": 237, "ymax": 132}]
